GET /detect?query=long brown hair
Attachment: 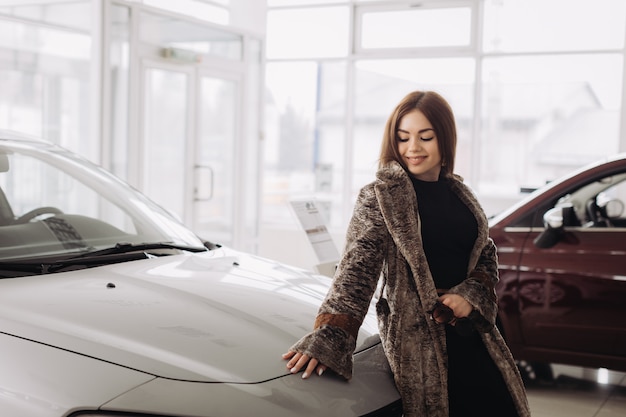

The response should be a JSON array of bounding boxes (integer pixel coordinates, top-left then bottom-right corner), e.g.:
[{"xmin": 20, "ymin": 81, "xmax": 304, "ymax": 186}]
[{"xmin": 379, "ymin": 91, "xmax": 457, "ymax": 178}]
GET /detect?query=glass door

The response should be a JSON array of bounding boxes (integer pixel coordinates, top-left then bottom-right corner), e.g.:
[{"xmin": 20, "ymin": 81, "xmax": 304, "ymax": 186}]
[
  {"xmin": 106, "ymin": 3, "xmax": 261, "ymax": 251},
  {"xmin": 141, "ymin": 62, "xmax": 193, "ymax": 223},
  {"xmin": 140, "ymin": 60, "xmax": 242, "ymax": 247},
  {"xmin": 194, "ymin": 73, "xmax": 240, "ymax": 245}
]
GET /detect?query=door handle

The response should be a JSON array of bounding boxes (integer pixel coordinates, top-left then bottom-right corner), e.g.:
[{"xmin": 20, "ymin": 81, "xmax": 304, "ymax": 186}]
[{"xmin": 194, "ymin": 165, "xmax": 214, "ymax": 201}]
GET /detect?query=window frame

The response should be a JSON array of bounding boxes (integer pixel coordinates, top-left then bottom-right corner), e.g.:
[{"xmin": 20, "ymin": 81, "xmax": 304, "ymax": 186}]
[{"xmin": 353, "ymin": 0, "xmax": 479, "ymax": 56}]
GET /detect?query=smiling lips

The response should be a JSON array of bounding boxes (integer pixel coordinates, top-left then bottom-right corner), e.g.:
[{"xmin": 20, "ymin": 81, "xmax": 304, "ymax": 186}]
[{"xmin": 407, "ymin": 156, "xmax": 427, "ymax": 165}]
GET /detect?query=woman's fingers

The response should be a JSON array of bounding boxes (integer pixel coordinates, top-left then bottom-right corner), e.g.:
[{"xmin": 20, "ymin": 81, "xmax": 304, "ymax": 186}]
[
  {"xmin": 439, "ymin": 294, "xmax": 472, "ymax": 318},
  {"xmin": 282, "ymin": 350, "xmax": 296, "ymax": 360},
  {"xmin": 302, "ymin": 357, "xmax": 319, "ymax": 379},
  {"xmin": 283, "ymin": 351, "xmax": 304, "ymax": 370},
  {"xmin": 283, "ymin": 351, "xmax": 311, "ymax": 373},
  {"xmin": 282, "ymin": 350, "xmax": 326, "ymax": 379}
]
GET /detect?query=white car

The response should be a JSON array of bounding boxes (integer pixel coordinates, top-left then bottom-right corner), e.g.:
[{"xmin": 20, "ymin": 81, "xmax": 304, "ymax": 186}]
[{"xmin": 0, "ymin": 132, "xmax": 402, "ymax": 417}]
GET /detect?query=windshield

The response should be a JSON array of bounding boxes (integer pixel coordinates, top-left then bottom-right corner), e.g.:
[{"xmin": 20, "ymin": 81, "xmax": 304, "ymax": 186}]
[{"xmin": 0, "ymin": 138, "xmax": 205, "ymax": 262}]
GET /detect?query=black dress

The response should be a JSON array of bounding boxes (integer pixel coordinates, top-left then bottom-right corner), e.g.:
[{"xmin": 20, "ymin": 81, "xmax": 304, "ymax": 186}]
[{"xmin": 411, "ymin": 176, "xmax": 518, "ymax": 417}]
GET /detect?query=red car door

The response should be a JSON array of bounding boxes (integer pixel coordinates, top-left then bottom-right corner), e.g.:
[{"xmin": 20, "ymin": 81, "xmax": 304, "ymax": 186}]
[{"xmin": 517, "ymin": 226, "xmax": 626, "ymax": 370}]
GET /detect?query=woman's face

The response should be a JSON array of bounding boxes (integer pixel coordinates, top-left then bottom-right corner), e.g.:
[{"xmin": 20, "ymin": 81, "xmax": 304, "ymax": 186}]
[{"xmin": 396, "ymin": 109, "xmax": 442, "ymax": 181}]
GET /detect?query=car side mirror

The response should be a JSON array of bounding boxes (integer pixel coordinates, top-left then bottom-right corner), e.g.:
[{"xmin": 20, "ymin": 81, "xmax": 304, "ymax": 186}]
[{"xmin": 533, "ymin": 205, "xmax": 575, "ymax": 249}]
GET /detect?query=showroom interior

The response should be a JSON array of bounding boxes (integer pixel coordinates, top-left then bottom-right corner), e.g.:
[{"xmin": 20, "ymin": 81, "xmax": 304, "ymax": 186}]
[{"xmin": 0, "ymin": 0, "xmax": 625, "ymax": 416}]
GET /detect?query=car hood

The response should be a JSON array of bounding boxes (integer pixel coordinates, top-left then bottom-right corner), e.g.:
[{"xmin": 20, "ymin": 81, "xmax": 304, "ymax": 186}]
[{"xmin": 0, "ymin": 248, "xmax": 380, "ymax": 383}]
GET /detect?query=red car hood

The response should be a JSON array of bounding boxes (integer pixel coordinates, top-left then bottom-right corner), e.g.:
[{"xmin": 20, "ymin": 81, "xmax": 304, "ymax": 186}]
[{"xmin": 0, "ymin": 248, "xmax": 380, "ymax": 383}]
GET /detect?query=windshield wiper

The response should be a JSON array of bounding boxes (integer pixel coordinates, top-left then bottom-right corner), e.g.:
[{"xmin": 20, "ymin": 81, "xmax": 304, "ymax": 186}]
[
  {"xmin": 68, "ymin": 242, "xmax": 207, "ymax": 259},
  {"xmin": 0, "ymin": 243, "xmax": 208, "ymax": 278},
  {"xmin": 0, "ymin": 252, "xmax": 151, "ymax": 277}
]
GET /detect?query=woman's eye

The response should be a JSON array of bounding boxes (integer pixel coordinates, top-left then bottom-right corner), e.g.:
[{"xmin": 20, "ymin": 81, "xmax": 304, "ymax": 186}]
[
  {"xmin": 397, "ymin": 136, "xmax": 409, "ymax": 142},
  {"xmin": 420, "ymin": 136, "xmax": 434, "ymax": 142}
]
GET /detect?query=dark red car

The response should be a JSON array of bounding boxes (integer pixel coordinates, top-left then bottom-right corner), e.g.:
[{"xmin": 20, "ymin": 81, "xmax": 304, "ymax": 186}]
[{"xmin": 489, "ymin": 154, "xmax": 626, "ymax": 380}]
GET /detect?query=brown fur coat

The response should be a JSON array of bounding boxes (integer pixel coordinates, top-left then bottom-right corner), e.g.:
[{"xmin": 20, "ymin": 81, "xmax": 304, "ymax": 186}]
[{"xmin": 290, "ymin": 161, "xmax": 531, "ymax": 417}]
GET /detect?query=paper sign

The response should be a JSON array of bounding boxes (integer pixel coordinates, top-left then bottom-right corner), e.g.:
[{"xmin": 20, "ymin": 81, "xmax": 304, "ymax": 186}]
[{"xmin": 290, "ymin": 200, "xmax": 339, "ymax": 264}]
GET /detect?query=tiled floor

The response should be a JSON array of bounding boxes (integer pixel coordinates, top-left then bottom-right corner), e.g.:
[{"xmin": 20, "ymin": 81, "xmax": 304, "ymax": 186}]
[{"xmin": 525, "ymin": 365, "xmax": 626, "ymax": 417}]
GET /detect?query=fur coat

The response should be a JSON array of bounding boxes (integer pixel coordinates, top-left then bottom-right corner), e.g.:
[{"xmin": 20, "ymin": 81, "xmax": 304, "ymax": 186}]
[{"xmin": 290, "ymin": 161, "xmax": 531, "ymax": 417}]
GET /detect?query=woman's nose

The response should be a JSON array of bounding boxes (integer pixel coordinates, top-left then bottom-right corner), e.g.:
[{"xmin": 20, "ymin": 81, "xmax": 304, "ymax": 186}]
[{"xmin": 408, "ymin": 137, "xmax": 421, "ymax": 151}]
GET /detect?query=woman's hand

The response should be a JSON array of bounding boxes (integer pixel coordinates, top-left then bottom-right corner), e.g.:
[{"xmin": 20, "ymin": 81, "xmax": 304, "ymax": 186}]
[
  {"xmin": 282, "ymin": 350, "xmax": 327, "ymax": 379},
  {"xmin": 439, "ymin": 293, "xmax": 472, "ymax": 320}
]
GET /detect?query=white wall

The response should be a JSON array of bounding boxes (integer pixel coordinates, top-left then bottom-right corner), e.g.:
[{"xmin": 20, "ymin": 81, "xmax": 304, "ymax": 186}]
[{"xmin": 230, "ymin": 0, "xmax": 266, "ymax": 35}]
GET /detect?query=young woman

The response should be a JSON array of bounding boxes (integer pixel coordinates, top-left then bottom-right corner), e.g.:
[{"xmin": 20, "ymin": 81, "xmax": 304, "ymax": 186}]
[{"xmin": 282, "ymin": 91, "xmax": 530, "ymax": 417}]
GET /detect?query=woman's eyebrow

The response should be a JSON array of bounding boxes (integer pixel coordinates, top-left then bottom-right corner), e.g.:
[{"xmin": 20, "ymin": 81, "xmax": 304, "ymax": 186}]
[{"xmin": 396, "ymin": 128, "xmax": 434, "ymax": 134}]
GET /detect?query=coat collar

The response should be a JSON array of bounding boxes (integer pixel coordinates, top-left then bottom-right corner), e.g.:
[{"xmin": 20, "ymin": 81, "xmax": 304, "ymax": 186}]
[
  {"xmin": 374, "ymin": 162, "xmax": 424, "ymax": 270},
  {"xmin": 373, "ymin": 161, "xmax": 489, "ymax": 275}
]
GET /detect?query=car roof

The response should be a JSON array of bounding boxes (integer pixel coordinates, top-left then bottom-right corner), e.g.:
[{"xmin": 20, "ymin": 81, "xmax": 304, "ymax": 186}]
[{"xmin": 0, "ymin": 130, "xmax": 49, "ymax": 143}]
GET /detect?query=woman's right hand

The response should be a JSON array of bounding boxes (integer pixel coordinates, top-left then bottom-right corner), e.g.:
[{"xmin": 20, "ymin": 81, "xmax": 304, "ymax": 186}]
[{"xmin": 282, "ymin": 350, "xmax": 327, "ymax": 379}]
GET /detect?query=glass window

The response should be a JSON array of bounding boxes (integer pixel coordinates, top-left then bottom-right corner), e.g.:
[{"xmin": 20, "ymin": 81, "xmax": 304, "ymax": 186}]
[
  {"xmin": 109, "ymin": 4, "xmax": 131, "ymax": 181},
  {"xmin": 477, "ymin": 54, "xmax": 623, "ymax": 216},
  {"xmin": 0, "ymin": 19, "xmax": 93, "ymax": 159},
  {"xmin": 0, "ymin": 20, "xmax": 90, "ymax": 60},
  {"xmin": 264, "ymin": 61, "xmax": 347, "ymax": 228},
  {"xmin": 0, "ymin": 0, "xmax": 92, "ymax": 32},
  {"xmin": 359, "ymin": 6, "xmax": 473, "ymax": 49},
  {"xmin": 266, "ymin": 6, "xmax": 349, "ymax": 59},
  {"xmin": 483, "ymin": 0, "xmax": 626, "ymax": 52},
  {"xmin": 0, "ymin": 70, "xmax": 43, "ymax": 138},
  {"xmin": 140, "ymin": 11, "xmax": 242, "ymax": 60}
]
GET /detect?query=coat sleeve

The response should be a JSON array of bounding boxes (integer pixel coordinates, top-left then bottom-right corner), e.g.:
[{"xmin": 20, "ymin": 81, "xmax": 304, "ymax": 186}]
[
  {"xmin": 289, "ymin": 185, "xmax": 387, "ymax": 380},
  {"xmin": 449, "ymin": 238, "xmax": 499, "ymax": 332}
]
